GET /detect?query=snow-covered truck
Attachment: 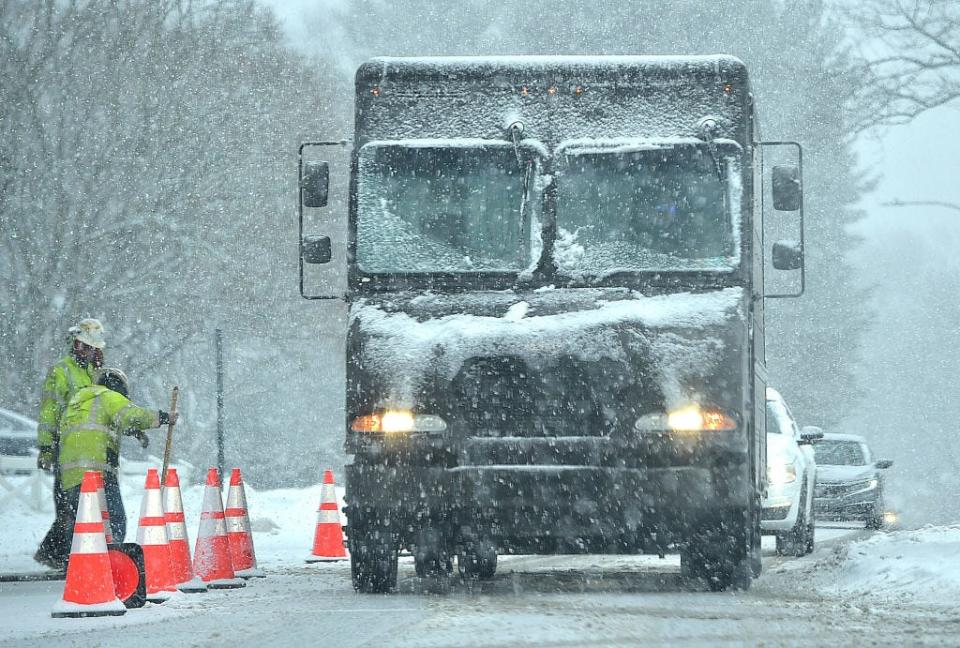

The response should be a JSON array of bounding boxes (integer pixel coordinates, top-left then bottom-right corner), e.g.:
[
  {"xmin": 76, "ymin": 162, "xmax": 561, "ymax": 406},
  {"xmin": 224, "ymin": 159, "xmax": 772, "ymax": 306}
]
[{"xmin": 298, "ymin": 56, "xmax": 805, "ymax": 592}]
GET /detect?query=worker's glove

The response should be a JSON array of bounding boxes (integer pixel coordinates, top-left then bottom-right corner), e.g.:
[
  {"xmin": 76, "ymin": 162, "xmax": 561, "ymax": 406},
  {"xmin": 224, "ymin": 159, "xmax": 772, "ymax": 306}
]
[
  {"xmin": 159, "ymin": 410, "xmax": 179, "ymax": 426},
  {"xmin": 37, "ymin": 453, "xmax": 54, "ymax": 473}
]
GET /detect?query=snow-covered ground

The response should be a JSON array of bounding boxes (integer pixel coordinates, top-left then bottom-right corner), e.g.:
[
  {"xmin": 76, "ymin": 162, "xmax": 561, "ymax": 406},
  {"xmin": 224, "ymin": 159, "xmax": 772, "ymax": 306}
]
[
  {"xmin": 0, "ymin": 471, "xmax": 342, "ymax": 574},
  {"xmin": 2, "ymin": 472, "xmax": 957, "ymax": 646},
  {"xmin": 766, "ymin": 524, "xmax": 960, "ymax": 608}
]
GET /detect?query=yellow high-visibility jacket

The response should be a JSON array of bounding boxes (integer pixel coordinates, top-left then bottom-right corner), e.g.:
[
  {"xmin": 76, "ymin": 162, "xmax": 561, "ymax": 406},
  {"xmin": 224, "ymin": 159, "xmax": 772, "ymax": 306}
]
[
  {"xmin": 37, "ymin": 354, "xmax": 96, "ymax": 462},
  {"xmin": 58, "ymin": 385, "xmax": 159, "ymax": 491}
]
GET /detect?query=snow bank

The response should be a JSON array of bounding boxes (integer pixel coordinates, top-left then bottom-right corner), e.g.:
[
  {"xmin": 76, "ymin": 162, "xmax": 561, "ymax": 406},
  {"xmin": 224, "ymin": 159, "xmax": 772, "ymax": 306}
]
[
  {"xmin": 0, "ymin": 474, "xmax": 344, "ymax": 575},
  {"xmin": 778, "ymin": 525, "xmax": 960, "ymax": 608}
]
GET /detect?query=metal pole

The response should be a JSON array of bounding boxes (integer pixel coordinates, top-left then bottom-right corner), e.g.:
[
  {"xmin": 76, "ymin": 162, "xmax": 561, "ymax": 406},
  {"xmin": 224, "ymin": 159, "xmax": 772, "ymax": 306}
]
[{"xmin": 215, "ymin": 329, "xmax": 224, "ymax": 481}]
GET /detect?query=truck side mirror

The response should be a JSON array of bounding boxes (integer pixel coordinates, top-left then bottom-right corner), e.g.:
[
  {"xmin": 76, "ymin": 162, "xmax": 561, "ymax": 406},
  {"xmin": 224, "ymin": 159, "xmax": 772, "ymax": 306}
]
[
  {"xmin": 875, "ymin": 459, "xmax": 893, "ymax": 469},
  {"xmin": 772, "ymin": 240, "xmax": 803, "ymax": 270},
  {"xmin": 302, "ymin": 235, "xmax": 332, "ymax": 265},
  {"xmin": 301, "ymin": 161, "xmax": 330, "ymax": 208},
  {"xmin": 772, "ymin": 165, "xmax": 801, "ymax": 211}
]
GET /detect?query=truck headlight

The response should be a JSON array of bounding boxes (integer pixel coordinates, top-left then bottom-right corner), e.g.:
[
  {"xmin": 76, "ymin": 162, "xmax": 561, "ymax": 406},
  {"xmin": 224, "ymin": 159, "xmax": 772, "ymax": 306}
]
[
  {"xmin": 634, "ymin": 405, "xmax": 736, "ymax": 433},
  {"xmin": 350, "ymin": 410, "xmax": 447, "ymax": 434},
  {"xmin": 767, "ymin": 462, "xmax": 797, "ymax": 485}
]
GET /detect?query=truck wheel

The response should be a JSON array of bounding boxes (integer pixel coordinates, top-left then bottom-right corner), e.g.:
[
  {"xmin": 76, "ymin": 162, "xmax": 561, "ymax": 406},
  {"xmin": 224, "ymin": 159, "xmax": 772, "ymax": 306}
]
[
  {"xmin": 350, "ymin": 531, "xmax": 398, "ymax": 593},
  {"xmin": 413, "ymin": 529, "xmax": 453, "ymax": 578},
  {"xmin": 682, "ymin": 511, "xmax": 752, "ymax": 592},
  {"xmin": 458, "ymin": 541, "xmax": 498, "ymax": 580}
]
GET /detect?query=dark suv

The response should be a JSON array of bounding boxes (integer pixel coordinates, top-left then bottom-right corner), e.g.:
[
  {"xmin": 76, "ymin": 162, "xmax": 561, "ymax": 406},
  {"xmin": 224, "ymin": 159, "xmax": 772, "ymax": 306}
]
[{"xmin": 813, "ymin": 432, "xmax": 892, "ymax": 529}]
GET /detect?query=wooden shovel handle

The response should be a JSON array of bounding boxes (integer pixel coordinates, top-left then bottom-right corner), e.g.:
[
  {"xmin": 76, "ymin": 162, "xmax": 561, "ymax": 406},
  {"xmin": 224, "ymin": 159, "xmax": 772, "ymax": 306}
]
[{"xmin": 161, "ymin": 386, "xmax": 179, "ymax": 484}]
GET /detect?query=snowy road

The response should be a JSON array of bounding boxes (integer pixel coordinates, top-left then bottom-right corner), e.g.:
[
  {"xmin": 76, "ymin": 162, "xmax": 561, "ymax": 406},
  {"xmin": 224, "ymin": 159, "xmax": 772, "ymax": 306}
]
[{"xmin": 0, "ymin": 523, "xmax": 948, "ymax": 648}]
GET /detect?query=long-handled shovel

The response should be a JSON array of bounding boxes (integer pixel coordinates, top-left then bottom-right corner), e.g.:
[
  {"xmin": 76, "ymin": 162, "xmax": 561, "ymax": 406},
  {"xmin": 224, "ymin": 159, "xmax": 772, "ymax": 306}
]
[{"xmin": 161, "ymin": 386, "xmax": 179, "ymax": 484}]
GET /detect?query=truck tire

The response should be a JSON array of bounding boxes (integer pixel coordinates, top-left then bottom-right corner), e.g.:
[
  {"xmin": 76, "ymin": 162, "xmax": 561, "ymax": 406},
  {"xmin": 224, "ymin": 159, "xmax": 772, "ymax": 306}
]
[
  {"xmin": 682, "ymin": 510, "xmax": 753, "ymax": 592},
  {"xmin": 350, "ymin": 531, "xmax": 399, "ymax": 593},
  {"xmin": 458, "ymin": 541, "xmax": 498, "ymax": 580},
  {"xmin": 413, "ymin": 528, "xmax": 453, "ymax": 578}
]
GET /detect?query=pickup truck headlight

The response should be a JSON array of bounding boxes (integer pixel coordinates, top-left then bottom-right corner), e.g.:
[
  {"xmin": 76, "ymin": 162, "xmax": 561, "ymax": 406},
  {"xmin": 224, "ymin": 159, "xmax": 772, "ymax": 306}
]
[
  {"xmin": 767, "ymin": 462, "xmax": 797, "ymax": 485},
  {"xmin": 350, "ymin": 410, "xmax": 447, "ymax": 434},
  {"xmin": 634, "ymin": 405, "xmax": 737, "ymax": 433}
]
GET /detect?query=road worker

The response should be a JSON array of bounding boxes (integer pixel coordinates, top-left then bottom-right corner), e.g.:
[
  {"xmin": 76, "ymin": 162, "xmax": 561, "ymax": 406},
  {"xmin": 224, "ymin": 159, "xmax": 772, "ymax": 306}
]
[
  {"xmin": 34, "ymin": 319, "xmax": 106, "ymax": 569},
  {"xmin": 44, "ymin": 368, "xmax": 177, "ymax": 567}
]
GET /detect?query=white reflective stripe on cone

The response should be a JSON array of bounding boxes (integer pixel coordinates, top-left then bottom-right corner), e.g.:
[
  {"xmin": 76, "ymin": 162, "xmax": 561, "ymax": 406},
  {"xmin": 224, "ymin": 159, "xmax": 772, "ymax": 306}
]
[
  {"xmin": 137, "ymin": 523, "xmax": 168, "ymax": 546},
  {"xmin": 226, "ymin": 485, "xmax": 248, "ymax": 510},
  {"xmin": 317, "ymin": 509, "xmax": 339, "ymax": 524},
  {"xmin": 167, "ymin": 522, "xmax": 187, "ymax": 541},
  {"xmin": 320, "ymin": 483, "xmax": 336, "ymax": 503},
  {"xmin": 225, "ymin": 516, "xmax": 248, "ymax": 534},
  {"xmin": 77, "ymin": 486, "xmax": 103, "ymax": 524},
  {"xmin": 198, "ymin": 515, "xmax": 227, "ymax": 538},
  {"xmin": 162, "ymin": 485, "xmax": 185, "ymax": 514},
  {"xmin": 71, "ymin": 532, "xmax": 108, "ymax": 555}
]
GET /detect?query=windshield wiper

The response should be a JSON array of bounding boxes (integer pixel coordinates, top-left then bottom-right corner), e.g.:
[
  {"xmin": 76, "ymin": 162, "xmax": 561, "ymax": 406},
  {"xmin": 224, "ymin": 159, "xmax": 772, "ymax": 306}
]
[
  {"xmin": 511, "ymin": 124, "xmax": 533, "ymax": 262},
  {"xmin": 697, "ymin": 117, "xmax": 725, "ymax": 183}
]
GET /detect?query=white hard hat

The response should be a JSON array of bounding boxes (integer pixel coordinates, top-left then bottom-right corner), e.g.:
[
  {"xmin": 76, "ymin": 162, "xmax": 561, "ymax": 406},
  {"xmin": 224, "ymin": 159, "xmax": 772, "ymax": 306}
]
[{"xmin": 74, "ymin": 318, "xmax": 106, "ymax": 349}]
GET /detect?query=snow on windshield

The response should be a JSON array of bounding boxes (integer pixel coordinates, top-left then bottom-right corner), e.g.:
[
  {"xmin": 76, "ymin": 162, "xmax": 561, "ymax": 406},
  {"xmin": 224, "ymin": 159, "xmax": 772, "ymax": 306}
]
[
  {"xmin": 352, "ymin": 287, "xmax": 742, "ymax": 407},
  {"xmin": 356, "ymin": 140, "xmax": 540, "ymax": 273},
  {"xmin": 553, "ymin": 141, "xmax": 743, "ymax": 279}
]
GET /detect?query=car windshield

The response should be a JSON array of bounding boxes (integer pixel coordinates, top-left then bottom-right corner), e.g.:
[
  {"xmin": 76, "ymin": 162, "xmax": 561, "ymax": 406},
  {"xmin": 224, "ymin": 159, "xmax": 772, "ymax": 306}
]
[
  {"xmin": 765, "ymin": 398, "xmax": 793, "ymax": 435},
  {"xmin": 356, "ymin": 142, "xmax": 538, "ymax": 273},
  {"xmin": 814, "ymin": 440, "xmax": 867, "ymax": 466},
  {"xmin": 553, "ymin": 142, "xmax": 740, "ymax": 277}
]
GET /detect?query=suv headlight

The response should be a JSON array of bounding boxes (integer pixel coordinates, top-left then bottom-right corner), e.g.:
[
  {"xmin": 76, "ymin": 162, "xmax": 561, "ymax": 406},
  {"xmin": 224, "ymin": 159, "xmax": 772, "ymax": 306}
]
[
  {"xmin": 767, "ymin": 462, "xmax": 797, "ymax": 485},
  {"xmin": 350, "ymin": 410, "xmax": 447, "ymax": 434}
]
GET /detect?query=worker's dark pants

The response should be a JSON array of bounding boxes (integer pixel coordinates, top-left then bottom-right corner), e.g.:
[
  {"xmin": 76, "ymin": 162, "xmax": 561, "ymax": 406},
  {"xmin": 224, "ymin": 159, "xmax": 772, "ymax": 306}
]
[{"xmin": 35, "ymin": 472, "xmax": 126, "ymax": 566}]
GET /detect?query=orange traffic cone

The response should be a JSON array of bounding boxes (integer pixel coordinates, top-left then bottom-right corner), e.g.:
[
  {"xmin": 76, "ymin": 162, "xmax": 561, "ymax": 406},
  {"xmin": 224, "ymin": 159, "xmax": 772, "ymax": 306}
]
[
  {"xmin": 137, "ymin": 468, "xmax": 178, "ymax": 602},
  {"xmin": 306, "ymin": 470, "xmax": 348, "ymax": 562},
  {"xmin": 94, "ymin": 472, "xmax": 146, "ymax": 608},
  {"xmin": 162, "ymin": 468, "xmax": 207, "ymax": 593},
  {"xmin": 51, "ymin": 471, "xmax": 126, "ymax": 618},
  {"xmin": 192, "ymin": 468, "xmax": 245, "ymax": 589},
  {"xmin": 225, "ymin": 468, "xmax": 265, "ymax": 579}
]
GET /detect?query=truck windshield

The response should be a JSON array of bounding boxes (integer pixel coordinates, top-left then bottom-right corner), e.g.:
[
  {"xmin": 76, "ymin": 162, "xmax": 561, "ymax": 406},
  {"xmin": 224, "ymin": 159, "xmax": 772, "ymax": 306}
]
[
  {"xmin": 554, "ymin": 143, "xmax": 741, "ymax": 277},
  {"xmin": 356, "ymin": 142, "xmax": 536, "ymax": 273}
]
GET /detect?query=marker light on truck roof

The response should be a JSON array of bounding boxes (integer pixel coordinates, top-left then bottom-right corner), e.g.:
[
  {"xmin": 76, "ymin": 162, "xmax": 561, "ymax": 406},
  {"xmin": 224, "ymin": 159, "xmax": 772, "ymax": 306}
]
[
  {"xmin": 351, "ymin": 410, "xmax": 447, "ymax": 434},
  {"xmin": 634, "ymin": 406, "xmax": 737, "ymax": 433}
]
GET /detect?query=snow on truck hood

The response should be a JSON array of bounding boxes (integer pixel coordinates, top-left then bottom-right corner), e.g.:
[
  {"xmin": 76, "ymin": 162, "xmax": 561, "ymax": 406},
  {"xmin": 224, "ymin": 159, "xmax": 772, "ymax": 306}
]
[{"xmin": 351, "ymin": 287, "xmax": 744, "ymax": 408}]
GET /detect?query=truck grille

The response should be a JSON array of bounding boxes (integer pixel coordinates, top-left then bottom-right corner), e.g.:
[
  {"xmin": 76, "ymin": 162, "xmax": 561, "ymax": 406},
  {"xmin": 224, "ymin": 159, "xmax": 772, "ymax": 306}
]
[{"xmin": 454, "ymin": 356, "xmax": 611, "ymax": 438}]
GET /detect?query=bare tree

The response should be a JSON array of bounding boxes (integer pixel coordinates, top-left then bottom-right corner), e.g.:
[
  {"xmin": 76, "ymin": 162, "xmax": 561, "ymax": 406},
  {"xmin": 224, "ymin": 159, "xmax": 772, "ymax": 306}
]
[
  {"xmin": 847, "ymin": 0, "xmax": 960, "ymax": 131},
  {"xmin": 1, "ymin": 0, "xmax": 339, "ymax": 483}
]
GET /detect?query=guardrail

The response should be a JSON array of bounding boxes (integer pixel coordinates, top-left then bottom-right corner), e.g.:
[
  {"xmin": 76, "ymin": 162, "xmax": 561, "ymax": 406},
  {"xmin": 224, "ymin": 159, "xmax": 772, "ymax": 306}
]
[{"xmin": 0, "ymin": 456, "xmax": 53, "ymax": 513}]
